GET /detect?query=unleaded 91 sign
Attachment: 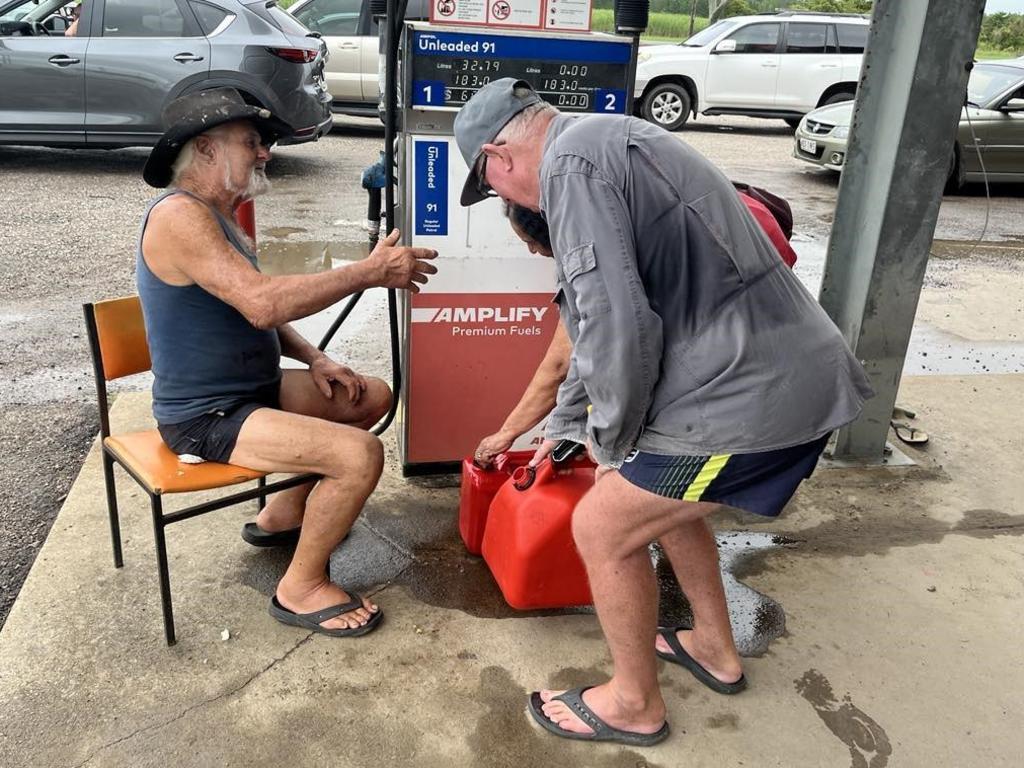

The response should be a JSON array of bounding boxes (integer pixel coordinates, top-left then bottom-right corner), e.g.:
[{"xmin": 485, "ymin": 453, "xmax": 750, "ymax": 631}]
[{"xmin": 410, "ymin": 30, "xmax": 630, "ymax": 114}]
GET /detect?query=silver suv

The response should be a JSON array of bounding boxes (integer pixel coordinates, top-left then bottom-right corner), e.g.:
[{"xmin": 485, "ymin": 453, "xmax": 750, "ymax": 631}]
[
  {"xmin": 0, "ymin": 0, "xmax": 332, "ymax": 148},
  {"xmin": 635, "ymin": 11, "xmax": 868, "ymax": 131}
]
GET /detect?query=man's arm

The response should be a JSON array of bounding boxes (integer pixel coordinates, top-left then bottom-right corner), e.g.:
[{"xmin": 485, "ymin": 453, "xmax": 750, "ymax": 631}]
[
  {"xmin": 142, "ymin": 195, "xmax": 437, "ymax": 330},
  {"xmin": 475, "ymin": 322, "xmax": 572, "ymax": 465},
  {"xmin": 545, "ymin": 170, "xmax": 663, "ymax": 467},
  {"xmin": 276, "ymin": 323, "xmax": 368, "ymax": 402}
]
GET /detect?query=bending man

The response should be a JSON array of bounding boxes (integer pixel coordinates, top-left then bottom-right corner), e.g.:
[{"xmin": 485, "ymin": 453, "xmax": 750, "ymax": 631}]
[{"xmin": 454, "ymin": 79, "xmax": 872, "ymax": 746}]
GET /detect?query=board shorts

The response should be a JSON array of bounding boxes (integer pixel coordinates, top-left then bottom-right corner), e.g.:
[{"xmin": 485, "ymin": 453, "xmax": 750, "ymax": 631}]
[
  {"xmin": 157, "ymin": 383, "xmax": 280, "ymax": 464},
  {"xmin": 618, "ymin": 434, "xmax": 830, "ymax": 517}
]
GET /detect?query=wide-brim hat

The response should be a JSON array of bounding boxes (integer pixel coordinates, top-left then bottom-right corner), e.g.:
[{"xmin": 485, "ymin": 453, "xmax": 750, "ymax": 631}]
[
  {"xmin": 143, "ymin": 87, "xmax": 294, "ymax": 188},
  {"xmin": 453, "ymin": 78, "xmax": 543, "ymax": 206}
]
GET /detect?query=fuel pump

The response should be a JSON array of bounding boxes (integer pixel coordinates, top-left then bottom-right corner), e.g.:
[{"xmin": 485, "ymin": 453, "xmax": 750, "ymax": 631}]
[{"xmin": 382, "ymin": 0, "xmax": 641, "ymax": 474}]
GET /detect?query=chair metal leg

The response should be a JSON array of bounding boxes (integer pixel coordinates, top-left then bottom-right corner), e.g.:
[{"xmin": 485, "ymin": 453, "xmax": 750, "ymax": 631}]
[
  {"xmin": 101, "ymin": 452, "xmax": 124, "ymax": 568},
  {"xmin": 256, "ymin": 476, "xmax": 267, "ymax": 513},
  {"xmin": 150, "ymin": 494, "xmax": 176, "ymax": 646}
]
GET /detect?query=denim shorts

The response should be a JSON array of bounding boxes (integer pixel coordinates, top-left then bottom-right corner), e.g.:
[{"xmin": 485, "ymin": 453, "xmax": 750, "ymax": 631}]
[
  {"xmin": 157, "ymin": 386, "xmax": 279, "ymax": 464},
  {"xmin": 618, "ymin": 434, "xmax": 830, "ymax": 517}
]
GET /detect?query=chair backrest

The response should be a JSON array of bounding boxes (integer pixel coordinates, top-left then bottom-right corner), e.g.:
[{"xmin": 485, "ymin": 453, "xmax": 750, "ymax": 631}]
[
  {"xmin": 85, "ymin": 296, "xmax": 152, "ymax": 381},
  {"xmin": 83, "ymin": 296, "xmax": 152, "ymax": 439}
]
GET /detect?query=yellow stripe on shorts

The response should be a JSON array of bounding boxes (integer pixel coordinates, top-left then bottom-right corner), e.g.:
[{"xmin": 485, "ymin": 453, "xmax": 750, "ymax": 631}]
[{"xmin": 682, "ymin": 454, "xmax": 731, "ymax": 502}]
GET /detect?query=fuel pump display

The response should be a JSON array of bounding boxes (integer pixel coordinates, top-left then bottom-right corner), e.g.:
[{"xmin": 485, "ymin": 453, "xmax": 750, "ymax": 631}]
[
  {"xmin": 409, "ymin": 29, "xmax": 631, "ymax": 113},
  {"xmin": 394, "ymin": 18, "xmax": 635, "ymax": 474}
]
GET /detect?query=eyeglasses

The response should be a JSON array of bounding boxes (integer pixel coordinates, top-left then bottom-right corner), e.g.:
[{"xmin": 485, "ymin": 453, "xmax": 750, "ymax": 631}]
[{"xmin": 475, "ymin": 153, "xmax": 497, "ymax": 199}]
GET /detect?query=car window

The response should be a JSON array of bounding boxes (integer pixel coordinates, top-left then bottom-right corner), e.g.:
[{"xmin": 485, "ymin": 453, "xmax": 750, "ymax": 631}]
[
  {"xmin": 1, "ymin": 0, "xmax": 71, "ymax": 23},
  {"xmin": 835, "ymin": 23, "xmax": 867, "ymax": 54},
  {"xmin": 188, "ymin": 0, "xmax": 229, "ymax": 34},
  {"xmin": 681, "ymin": 19, "xmax": 737, "ymax": 47},
  {"xmin": 368, "ymin": 0, "xmax": 428, "ymax": 36},
  {"xmin": 293, "ymin": 0, "xmax": 360, "ymax": 36},
  {"xmin": 726, "ymin": 23, "xmax": 780, "ymax": 54},
  {"xmin": 968, "ymin": 65, "xmax": 1024, "ymax": 105},
  {"xmin": 102, "ymin": 0, "xmax": 188, "ymax": 36},
  {"xmin": 785, "ymin": 23, "xmax": 828, "ymax": 54}
]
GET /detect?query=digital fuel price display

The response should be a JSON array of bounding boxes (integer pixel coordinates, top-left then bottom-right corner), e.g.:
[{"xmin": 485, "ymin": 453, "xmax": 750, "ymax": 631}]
[{"xmin": 409, "ymin": 30, "xmax": 631, "ymax": 114}]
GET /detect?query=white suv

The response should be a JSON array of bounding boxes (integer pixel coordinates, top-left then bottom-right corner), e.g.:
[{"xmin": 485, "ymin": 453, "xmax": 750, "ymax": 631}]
[{"xmin": 634, "ymin": 11, "xmax": 868, "ymax": 131}]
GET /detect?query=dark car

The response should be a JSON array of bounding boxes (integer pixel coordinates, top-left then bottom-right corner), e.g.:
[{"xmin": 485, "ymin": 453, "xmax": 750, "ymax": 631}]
[{"xmin": 0, "ymin": 0, "xmax": 332, "ymax": 148}]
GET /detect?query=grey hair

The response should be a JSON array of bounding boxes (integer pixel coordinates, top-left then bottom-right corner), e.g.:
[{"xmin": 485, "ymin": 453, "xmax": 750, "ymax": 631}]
[
  {"xmin": 169, "ymin": 137, "xmax": 198, "ymax": 186},
  {"xmin": 493, "ymin": 96, "xmax": 557, "ymax": 145},
  {"xmin": 169, "ymin": 125, "xmax": 234, "ymax": 186}
]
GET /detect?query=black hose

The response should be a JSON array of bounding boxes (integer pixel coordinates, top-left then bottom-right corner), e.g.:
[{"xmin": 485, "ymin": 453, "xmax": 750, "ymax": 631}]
[{"xmin": 371, "ymin": 0, "xmax": 407, "ymax": 437}]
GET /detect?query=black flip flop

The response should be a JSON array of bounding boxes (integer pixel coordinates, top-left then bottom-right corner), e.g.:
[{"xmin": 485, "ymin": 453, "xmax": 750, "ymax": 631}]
[
  {"xmin": 268, "ymin": 594, "xmax": 383, "ymax": 638},
  {"xmin": 656, "ymin": 626, "xmax": 747, "ymax": 695},
  {"xmin": 241, "ymin": 522, "xmax": 301, "ymax": 547},
  {"xmin": 528, "ymin": 687, "xmax": 670, "ymax": 747}
]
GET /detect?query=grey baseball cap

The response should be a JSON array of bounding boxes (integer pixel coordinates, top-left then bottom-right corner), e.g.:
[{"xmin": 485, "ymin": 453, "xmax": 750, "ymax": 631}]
[{"xmin": 453, "ymin": 78, "xmax": 543, "ymax": 206}]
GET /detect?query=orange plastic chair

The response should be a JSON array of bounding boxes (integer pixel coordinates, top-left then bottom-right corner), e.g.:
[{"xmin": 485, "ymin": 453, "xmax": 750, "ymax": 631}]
[{"xmin": 83, "ymin": 296, "xmax": 317, "ymax": 645}]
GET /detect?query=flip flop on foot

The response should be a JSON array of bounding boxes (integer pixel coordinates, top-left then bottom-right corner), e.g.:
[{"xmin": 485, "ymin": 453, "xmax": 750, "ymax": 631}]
[
  {"xmin": 527, "ymin": 687, "xmax": 670, "ymax": 747},
  {"xmin": 891, "ymin": 420, "xmax": 929, "ymax": 445},
  {"xmin": 656, "ymin": 627, "xmax": 747, "ymax": 695},
  {"xmin": 269, "ymin": 593, "xmax": 382, "ymax": 638},
  {"xmin": 241, "ymin": 522, "xmax": 301, "ymax": 547}
]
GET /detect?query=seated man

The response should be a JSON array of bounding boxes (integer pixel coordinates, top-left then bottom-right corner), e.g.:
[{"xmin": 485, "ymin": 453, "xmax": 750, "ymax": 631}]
[{"xmin": 138, "ymin": 88, "xmax": 437, "ymax": 637}]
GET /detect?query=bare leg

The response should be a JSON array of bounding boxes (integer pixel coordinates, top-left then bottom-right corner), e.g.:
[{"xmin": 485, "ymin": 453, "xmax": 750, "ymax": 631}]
[
  {"xmin": 230, "ymin": 405, "xmax": 386, "ymax": 631},
  {"xmin": 254, "ymin": 371, "xmax": 391, "ymax": 533},
  {"xmin": 537, "ymin": 472, "xmax": 718, "ymax": 736},
  {"xmin": 655, "ymin": 519, "xmax": 743, "ymax": 683}
]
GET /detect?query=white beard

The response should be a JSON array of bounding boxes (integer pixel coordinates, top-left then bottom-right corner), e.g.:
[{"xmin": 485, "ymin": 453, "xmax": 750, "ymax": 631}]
[
  {"xmin": 223, "ymin": 156, "xmax": 271, "ymax": 200},
  {"xmin": 244, "ymin": 167, "xmax": 271, "ymax": 199}
]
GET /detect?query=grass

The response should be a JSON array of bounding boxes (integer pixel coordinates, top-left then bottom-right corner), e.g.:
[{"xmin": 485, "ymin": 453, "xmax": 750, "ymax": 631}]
[
  {"xmin": 975, "ymin": 45, "xmax": 1021, "ymax": 60},
  {"xmin": 591, "ymin": 9, "xmax": 707, "ymax": 42}
]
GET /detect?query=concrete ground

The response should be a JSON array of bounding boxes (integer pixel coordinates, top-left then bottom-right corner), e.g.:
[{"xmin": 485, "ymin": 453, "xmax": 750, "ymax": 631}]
[{"xmin": 1, "ymin": 372, "xmax": 1022, "ymax": 768}]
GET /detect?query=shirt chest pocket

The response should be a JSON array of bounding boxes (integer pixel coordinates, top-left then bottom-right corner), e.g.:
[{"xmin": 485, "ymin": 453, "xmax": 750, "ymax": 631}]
[{"xmin": 561, "ymin": 243, "xmax": 611, "ymax": 320}]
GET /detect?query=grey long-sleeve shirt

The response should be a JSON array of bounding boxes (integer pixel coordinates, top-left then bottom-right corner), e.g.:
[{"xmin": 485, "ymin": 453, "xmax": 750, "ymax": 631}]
[{"xmin": 540, "ymin": 114, "xmax": 873, "ymax": 466}]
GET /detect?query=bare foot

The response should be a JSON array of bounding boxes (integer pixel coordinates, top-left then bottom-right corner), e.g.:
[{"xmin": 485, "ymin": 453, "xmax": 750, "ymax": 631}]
[
  {"xmin": 538, "ymin": 682, "xmax": 665, "ymax": 736},
  {"xmin": 655, "ymin": 628, "xmax": 743, "ymax": 684},
  {"xmin": 276, "ymin": 579, "xmax": 379, "ymax": 631}
]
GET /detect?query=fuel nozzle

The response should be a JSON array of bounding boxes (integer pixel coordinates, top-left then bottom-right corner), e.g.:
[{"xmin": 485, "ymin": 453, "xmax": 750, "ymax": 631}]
[{"xmin": 361, "ymin": 152, "xmax": 388, "ymax": 249}]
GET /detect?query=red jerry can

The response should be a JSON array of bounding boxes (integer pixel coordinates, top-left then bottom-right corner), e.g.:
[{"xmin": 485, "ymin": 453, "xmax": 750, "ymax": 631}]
[
  {"xmin": 481, "ymin": 444, "xmax": 596, "ymax": 610},
  {"xmin": 458, "ymin": 450, "xmax": 534, "ymax": 555}
]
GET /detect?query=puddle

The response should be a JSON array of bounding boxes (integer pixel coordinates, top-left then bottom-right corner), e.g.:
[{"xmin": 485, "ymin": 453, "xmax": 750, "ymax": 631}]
[
  {"xmin": 359, "ymin": 522, "xmax": 789, "ymax": 657},
  {"xmin": 257, "ymin": 240, "xmax": 368, "ymax": 276},
  {"xmin": 790, "ymin": 235, "xmax": 1024, "ymax": 375},
  {"xmin": 262, "ymin": 226, "xmax": 308, "ymax": 238},
  {"xmin": 655, "ymin": 532, "xmax": 791, "ymax": 657}
]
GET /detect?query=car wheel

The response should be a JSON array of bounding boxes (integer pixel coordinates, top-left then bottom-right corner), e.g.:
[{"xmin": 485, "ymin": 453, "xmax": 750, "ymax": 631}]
[
  {"xmin": 641, "ymin": 83, "xmax": 691, "ymax": 132},
  {"xmin": 944, "ymin": 145, "xmax": 964, "ymax": 194},
  {"xmin": 784, "ymin": 117, "xmax": 802, "ymax": 130},
  {"xmin": 822, "ymin": 91, "xmax": 855, "ymax": 106}
]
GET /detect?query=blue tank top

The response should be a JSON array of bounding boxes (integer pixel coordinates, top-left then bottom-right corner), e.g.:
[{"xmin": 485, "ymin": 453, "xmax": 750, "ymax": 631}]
[{"xmin": 136, "ymin": 190, "xmax": 282, "ymax": 425}]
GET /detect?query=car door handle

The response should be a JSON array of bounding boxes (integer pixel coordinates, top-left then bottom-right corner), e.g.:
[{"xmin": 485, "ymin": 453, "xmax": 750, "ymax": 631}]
[
  {"xmin": 820, "ymin": 63, "xmax": 840, "ymax": 68},
  {"xmin": 338, "ymin": 42, "xmax": 359, "ymax": 49},
  {"xmin": 48, "ymin": 55, "xmax": 80, "ymax": 67},
  {"xmin": 173, "ymin": 53, "xmax": 205, "ymax": 63},
  {"xmin": 761, "ymin": 62, "xmax": 778, "ymax": 67}
]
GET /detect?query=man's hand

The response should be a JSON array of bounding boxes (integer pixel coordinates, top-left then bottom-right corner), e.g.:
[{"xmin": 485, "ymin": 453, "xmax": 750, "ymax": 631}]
[
  {"xmin": 365, "ymin": 229, "xmax": 438, "ymax": 292},
  {"xmin": 529, "ymin": 439, "xmax": 558, "ymax": 467},
  {"xmin": 309, "ymin": 354, "xmax": 367, "ymax": 403},
  {"xmin": 473, "ymin": 429, "xmax": 517, "ymax": 468}
]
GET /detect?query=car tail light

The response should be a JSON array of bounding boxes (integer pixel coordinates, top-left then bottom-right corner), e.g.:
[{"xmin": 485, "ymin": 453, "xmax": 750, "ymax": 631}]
[{"xmin": 267, "ymin": 47, "xmax": 318, "ymax": 63}]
